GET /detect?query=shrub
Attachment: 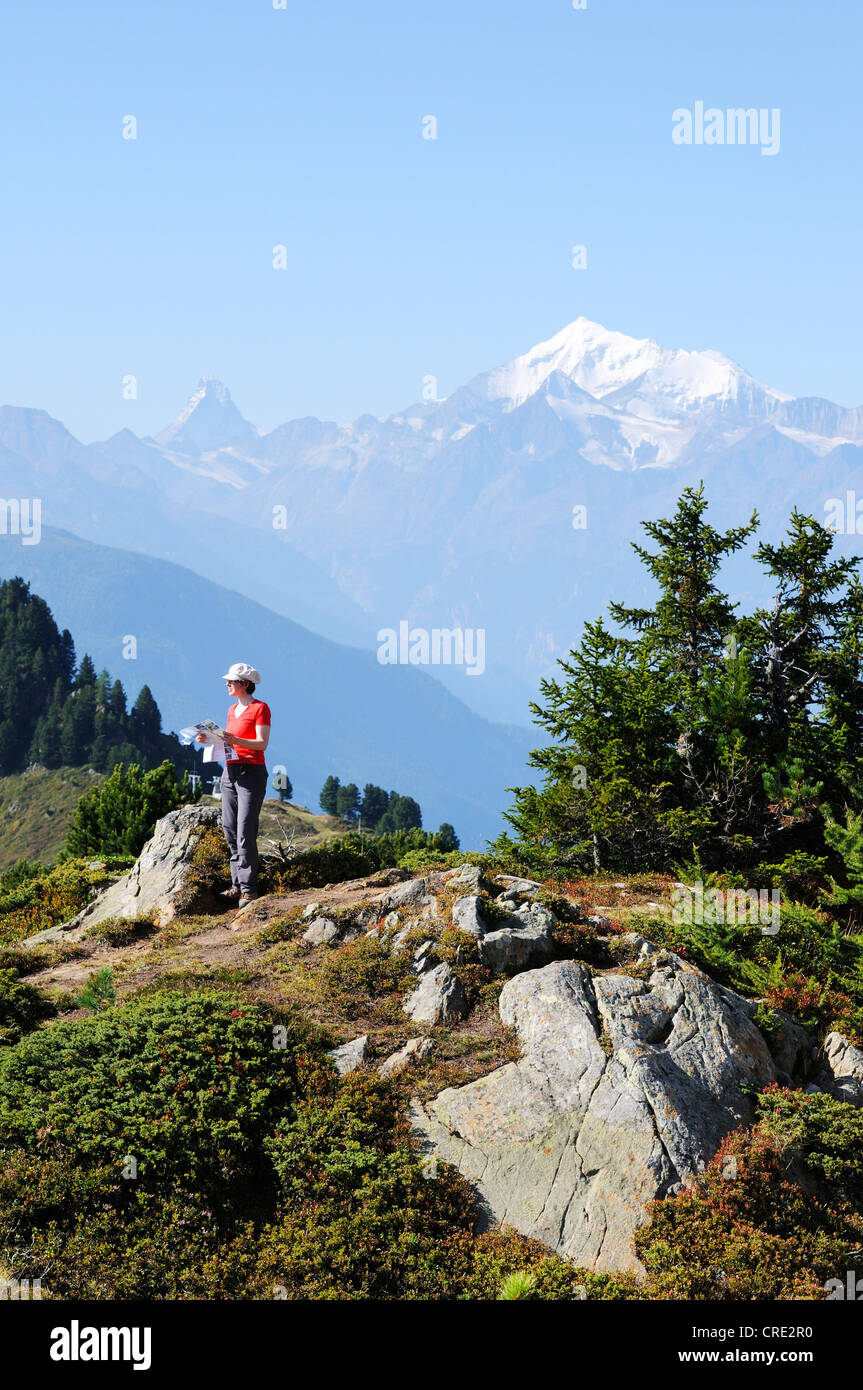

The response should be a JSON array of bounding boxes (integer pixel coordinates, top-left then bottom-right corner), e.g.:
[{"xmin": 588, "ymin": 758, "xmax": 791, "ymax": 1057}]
[
  {"xmin": 268, "ymin": 834, "xmax": 381, "ymax": 891},
  {"xmin": 0, "ymin": 969, "xmax": 47, "ymax": 1045},
  {"xmin": 314, "ymin": 936, "xmax": 413, "ymax": 1021},
  {"xmin": 0, "ymin": 856, "xmax": 132, "ymax": 945},
  {"xmin": 0, "ymin": 990, "xmax": 321, "ymax": 1298},
  {"xmin": 756, "ymin": 1086, "xmax": 863, "ymax": 1184},
  {"xmin": 181, "ymin": 822, "xmax": 232, "ymax": 900},
  {"xmin": 642, "ymin": 897, "xmax": 863, "ymax": 1036},
  {"xmin": 76, "ymin": 967, "xmax": 116, "ymax": 1013},
  {"xmin": 0, "ymin": 859, "xmax": 47, "ymax": 894},
  {"xmin": 0, "ymin": 990, "xmax": 590, "ymax": 1300},
  {"xmin": 85, "ymin": 915, "xmax": 156, "ymax": 948},
  {"xmin": 498, "ymin": 1268, "xmax": 537, "ymax": 1300},
  {"xmin": 635, "ymin": 1090, "xmax": 863, "ymax": 1299},
  {"xmin": 63, "ymin": 761, "xmax": 186, "ymax": 858}
]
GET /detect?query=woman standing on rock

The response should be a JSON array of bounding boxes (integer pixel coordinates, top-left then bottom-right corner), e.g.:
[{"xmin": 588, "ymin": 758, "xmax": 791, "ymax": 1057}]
[{"xmin": 198, "ymin": 662, "xmax": 270, "ymax": 908}]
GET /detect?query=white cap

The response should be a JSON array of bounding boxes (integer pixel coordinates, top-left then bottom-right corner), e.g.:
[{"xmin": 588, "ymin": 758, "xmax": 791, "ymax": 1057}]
[{"xmin": 220, "ymin": 661, "xmax": 261, "ymax": 685}]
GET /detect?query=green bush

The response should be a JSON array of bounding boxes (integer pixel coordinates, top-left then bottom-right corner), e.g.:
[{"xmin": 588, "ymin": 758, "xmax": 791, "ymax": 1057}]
[
  {"xmin": 641, "ymin": 897, "xmax": 863, "ymax": 1037},
  {"xmin": 756, "ymin": 1086, "xmax": 863, "ymax": 1183},
  {"xmin": 268, "ymin": 833, "xmax": 381, "ymax": 891},
  {"xmin": 0, "ymin": 989, "xmax": 595, "ymax": 1300},
  {"xmin": 76, "ymin": 967, "xmax": 116, "ymax": 1013},
  {"xmin": 635, "ymin": 1089, "xmax": 863, "ymax": 1299},
  {"xmin": 0, "ymin": 968, "xmax": 47, "ymax": 1045},
  {"xmin": 0, "ymin": 859, "xmax": 47, "ymax": 894},
  {"xmin": 268, "ymin": 831, "xmax": 477, "ymax": 892},
  {"xmin": 63, "ymin": 761, "xmax": 189, "ymax": 859},
  {"xmin": 85, "ymin": 915, "xmax": 156, "ymax": 948},
  {"xmin": 0, "ymin": 855, "xmax": 134, "ymax": 944}
]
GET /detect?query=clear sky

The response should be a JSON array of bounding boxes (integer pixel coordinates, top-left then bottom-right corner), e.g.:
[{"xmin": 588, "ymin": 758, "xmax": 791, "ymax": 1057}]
[{"xmin": 1, "ymin": 0, "xmax": 860, "ymax": 441}]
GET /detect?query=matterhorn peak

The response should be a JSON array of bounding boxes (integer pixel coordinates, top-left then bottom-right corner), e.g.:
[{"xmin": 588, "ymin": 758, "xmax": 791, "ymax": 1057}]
[{"xmin": 156, "ymin": 376, "xmax": 260, "ymax": 455}]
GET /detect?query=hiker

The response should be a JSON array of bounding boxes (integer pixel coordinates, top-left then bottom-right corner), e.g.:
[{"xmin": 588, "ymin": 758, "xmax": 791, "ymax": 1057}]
[{"xmin": 198, "ymin": 662, "xmax": 270, "ymax": 908}]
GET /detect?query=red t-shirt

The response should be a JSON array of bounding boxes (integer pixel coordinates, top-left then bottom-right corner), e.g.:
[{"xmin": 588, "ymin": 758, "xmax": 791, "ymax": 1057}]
[{"xmin": 225, "ymin": 700, "xmax": 271, "ymax": 765}]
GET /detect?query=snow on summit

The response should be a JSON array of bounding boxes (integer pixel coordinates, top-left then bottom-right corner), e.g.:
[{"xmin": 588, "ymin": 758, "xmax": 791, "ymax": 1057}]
[
  {"xmin": 156, "ymin": 375, "xmax": 261, "ymax": 455},
  {"xmin": 479, "ymin": 317, "xmax": 789, "ymax": 419}
]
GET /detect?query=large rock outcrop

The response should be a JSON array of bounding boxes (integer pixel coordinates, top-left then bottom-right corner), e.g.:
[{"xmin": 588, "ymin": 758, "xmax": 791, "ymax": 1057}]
[
  {"xmin": 816, "ymin": 1031, "xmax": 863, "ymax": 1107},
  {"xmin": 411, "ymin": 954, "xmax": 782, "ymax": 1275},
  {"xmin": 25, "ymin": 804, "xmax": 220, "ymax": 944}
]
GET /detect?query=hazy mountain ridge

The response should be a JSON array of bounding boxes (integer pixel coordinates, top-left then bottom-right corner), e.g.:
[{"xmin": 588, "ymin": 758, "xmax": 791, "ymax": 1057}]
[
  {"xmin": 0, "ymin": 528, "xmax": 533, "ymax": 848},
  {"xmin": 3, "ymin": 318, "xmax": 862, "ymax": 724}
]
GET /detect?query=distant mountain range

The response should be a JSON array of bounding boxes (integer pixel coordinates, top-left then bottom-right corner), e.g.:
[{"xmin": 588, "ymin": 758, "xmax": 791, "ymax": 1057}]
[
  {"xmin": 2, "ymin": 317, "xmax": 862, "ymax": 734},
  {"xmin": 0, "ymin": 529, "xmax": 533, "ymax": 849}
]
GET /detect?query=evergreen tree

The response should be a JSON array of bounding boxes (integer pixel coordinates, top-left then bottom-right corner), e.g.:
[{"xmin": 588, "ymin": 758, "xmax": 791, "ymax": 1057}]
[
  {"xmin": 94, "ymin": 669, "xmax": 111, "ymax": 706},
  {"xmin": 74, "ymin": 654, "xmax": 97, "ymax": 690},
  {"xmin": 336, "ymin": 782, "xmax": 361, "ymax": 824},
  {"xmin": 0, "ymin": 578, "xmax": 76, "ymax": 772},
  {"xmin": 274, "ymin": 771, "xmax": 293, "ymax": 803},
  {"xmin": 320, "ymin": 775, "xmax": 341, "ymax": 815},
  {"xmin": 360, "ymin": 783, "xmax": 389, "ymax": 829},
  {"xmin": 435, "ymin": 822, "xmax": 459, "ymax": 851},
  {"xmin": 500, "ymin": 617, "xmax": 693, "ymax": 872},
  {"xmin": 109, "ymin": 680, "xmax": 127, "ymax": 719},
  {"xmin": 747, "ymin": 513, "xmax": 863, "ymax": 812},
  {"xmin": 131, "ymin": 686, "xmax": 161, "ymax": 751},
  {"xmin": 64, "ymin": 761, "xmax": 184, "ymax": 858},
  {"xmin": 391, "ymin": 795, "xmax": 422, "ymax": 831}
]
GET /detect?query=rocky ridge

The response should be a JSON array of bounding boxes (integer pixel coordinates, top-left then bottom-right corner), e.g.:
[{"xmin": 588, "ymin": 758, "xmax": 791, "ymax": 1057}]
[{"xmin": 24, "ymin": 804, "xmax": 863, "ymax": 1276}]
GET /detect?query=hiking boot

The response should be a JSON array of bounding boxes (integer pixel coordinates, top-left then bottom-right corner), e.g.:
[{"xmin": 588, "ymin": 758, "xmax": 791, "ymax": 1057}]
[
  {"xmin": 238, "ymin": 891, "xmax": 258, "ymax": 908},
  {"xmin": 220, "ymin": 886, "xmax": 241, "ymax": 900}
]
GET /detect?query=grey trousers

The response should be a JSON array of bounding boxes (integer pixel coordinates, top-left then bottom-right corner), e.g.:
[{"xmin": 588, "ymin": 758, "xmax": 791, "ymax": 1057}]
[{"xmin": 220, "ymin": 764, "xmax": 268, "ymax": 892}]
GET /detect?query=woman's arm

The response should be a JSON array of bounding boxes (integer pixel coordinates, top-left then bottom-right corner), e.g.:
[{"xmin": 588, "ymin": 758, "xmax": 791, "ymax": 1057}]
[{"xmin": 224, "ymin": 724, "xmax": 271, "ymax": 753}]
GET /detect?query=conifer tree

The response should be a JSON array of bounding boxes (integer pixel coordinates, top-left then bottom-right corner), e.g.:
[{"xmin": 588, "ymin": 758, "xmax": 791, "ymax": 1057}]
[
  {"xmin": 320, "ymin": 775, "xmax": 341, "ymax": 815},
  {"xmin": 360, "ymin": 784, "xmax": 389, "ymax": 829},
  {"xmin": 64, "ymin": 761, "xmax": 184, "ymax": 857},
  {"xmin": 336, "ymin": 782, "xmax": 361, "ymax": 824}
]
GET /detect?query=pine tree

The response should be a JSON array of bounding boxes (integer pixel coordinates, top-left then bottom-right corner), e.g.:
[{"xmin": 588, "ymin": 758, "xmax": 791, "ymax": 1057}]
[
  {"xmin": 435, "ymin": 823, "xmax": 459, "ymax": 852},
  {"xmin": 748, "ymin": 511, "xmax": 863, "ymax": 825},
  {"xmin": 109, "ymin": 680, "xmax": 127, "ymax": 719},
  {"xmin": 336, "ymin": 782, "xmax": 361, "ymax": 824},
  {"xmin": 499, "ymin": 617, "xmax": 693, "ymax": 872},
  {"xmin": 609, "ymin": 484, "xmax": 757, "ymax": 713},
  {"xmin": 360, "ymin": 783, "xmax": 389, "ymax": 829},
  {"xmin": 131, "ymin": 686, "xmax": 161, "ymax": 752},
  {"xmin": 0, "ymin": 578, "xmax": 76, "ymax": 772},
  {"xmin": 391, "ymin": 795, "xmax": 422, "ymax": 831},
  {"xmin": 822, "ymin": 804, "xmax": 863, "ymax": 929},
  {"xmin": 275, "ymin": 771, "xmax": 293, "ymax": 803},
  {"xmin": 320, "ymin": 775, "xmax": 341, "ymax": 815},
  {"xmin": 64, "ymin": 761, "xmax": 183, "ymax": 857},
  {"xmin": 74, "ymin": 654, "xmax": 97, "ymax": 690}
]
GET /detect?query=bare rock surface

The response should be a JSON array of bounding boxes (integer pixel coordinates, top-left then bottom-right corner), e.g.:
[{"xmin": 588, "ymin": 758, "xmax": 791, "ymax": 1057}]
[
  {"xmin": 327, "ymin": 1035, "xmax": 369, "ymax": 1075},
  {"xmin": 478, "ymin": 902, "xmax": 557, "ymax": 975},
  {"xmin": 403, "ymin": 962, "xmax": 469, "ymax": 1025},
  {"xmin": 379, "ymin": 1036, "xmax": 434, "ymax": 1077},
  {"xmin": 411, "ymin": 955, "xmax": 780, "ymax": 1275},
  {"xmin": 302, "ymin": 917, "xmax": 339, "ymax": 945},
  {"xmin": 452, "ymin": 895, "xmax": 488, "ymax": 938},
  {"xmin": 25, "ymin": 804, "xmax": 221, "ymax": 943},
  {"xmin": 817, "ymin": 1031, "xmax": 863, "ymax": 1106}
]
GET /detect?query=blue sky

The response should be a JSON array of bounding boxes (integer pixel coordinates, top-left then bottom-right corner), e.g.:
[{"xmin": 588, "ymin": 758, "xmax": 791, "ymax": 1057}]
[{"xmin": 1, "ymin": 0, "xmax": 860, "ymax": 440}]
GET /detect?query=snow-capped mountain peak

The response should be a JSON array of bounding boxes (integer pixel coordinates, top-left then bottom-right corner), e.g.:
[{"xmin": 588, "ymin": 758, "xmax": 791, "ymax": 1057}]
[
  {"xmin": 155, "ymin": 376, "xmax": 260, "ymax": 455},
  {"xmin": 476, "ymin": 316, "xmax": 790, "ymax": 421}
]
